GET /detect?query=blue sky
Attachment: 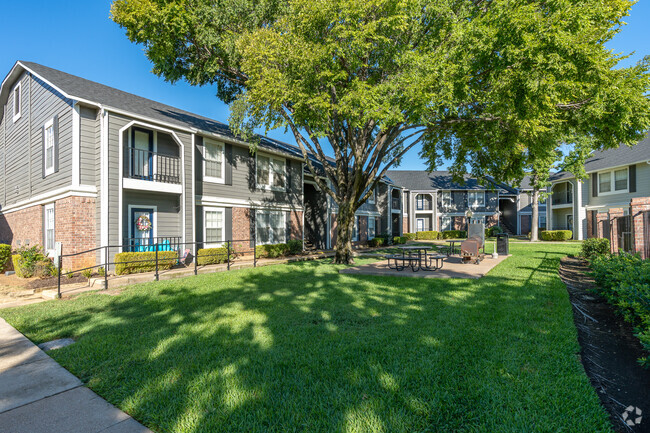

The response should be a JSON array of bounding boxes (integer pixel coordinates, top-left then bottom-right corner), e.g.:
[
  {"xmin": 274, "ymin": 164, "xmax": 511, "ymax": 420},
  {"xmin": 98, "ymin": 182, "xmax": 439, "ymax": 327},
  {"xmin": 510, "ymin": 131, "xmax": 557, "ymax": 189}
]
[{"xmin": 1, "ymin": 1, "xmax": 647, "ymax": 170}]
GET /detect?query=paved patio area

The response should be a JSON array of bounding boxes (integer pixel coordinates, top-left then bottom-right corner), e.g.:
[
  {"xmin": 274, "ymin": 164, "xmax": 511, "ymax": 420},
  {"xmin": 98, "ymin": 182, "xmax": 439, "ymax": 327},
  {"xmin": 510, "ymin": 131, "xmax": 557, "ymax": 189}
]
[{"xmin": 340, "ymin": 254, "xmax": 509, "ymax": 279}]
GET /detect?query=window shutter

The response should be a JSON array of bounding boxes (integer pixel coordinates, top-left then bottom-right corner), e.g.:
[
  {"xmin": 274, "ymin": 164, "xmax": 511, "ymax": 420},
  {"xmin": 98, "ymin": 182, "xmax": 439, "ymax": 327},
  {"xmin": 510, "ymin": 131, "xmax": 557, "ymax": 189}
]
[
  {"xmin": 225, "ymin": 143, "xmax": 233, "ymax": 185},
  {"xmin": 195, "ymin": 136, "xmax": 203, "ymax": 181},
  {"xmin": 53, "ymin": 115, "xmax": 60, "ymax": 173},
  {"xmin": 629, "ymin": 164, "xmax": 636, "ymax": 193},
  {"xmin": 286, "ymin": 211, "xmax": 292, "ymax": 241},
  {"xmin": 225, "ymin": 207, "xmax": 233, "ymax": 241},
  {"xmin": 41, "ymin": 126, "xmax": 46, "ymax": 178},
  {"xmin": 249, "ymin": 209, "xmax": 256, "ymax": 247},
  {"xmin": 591, "ymin": 173, "xmax": 598, "ymax": 197},
  {"xmin": 286, "ymin": 159, "xmax": 291, "ymax": 191}
]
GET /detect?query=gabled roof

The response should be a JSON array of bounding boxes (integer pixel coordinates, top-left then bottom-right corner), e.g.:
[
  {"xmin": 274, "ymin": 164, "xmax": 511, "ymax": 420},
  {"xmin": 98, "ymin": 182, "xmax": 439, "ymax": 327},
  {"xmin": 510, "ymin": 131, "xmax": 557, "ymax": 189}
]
[
  {"xmin": 552, "ymin": 133, "xmax": 650, "ymax": 181},
  {"xmin": 1, "ymin": 61, "xmax": 305, "ymax": 160},
  {"xmin": 387, "ymin": 170, "xmax": 506, "ymax": 192}
]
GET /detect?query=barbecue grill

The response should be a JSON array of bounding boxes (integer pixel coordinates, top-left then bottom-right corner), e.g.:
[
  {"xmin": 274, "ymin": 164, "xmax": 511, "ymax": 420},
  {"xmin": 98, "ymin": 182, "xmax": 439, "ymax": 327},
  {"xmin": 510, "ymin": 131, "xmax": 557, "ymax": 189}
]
[{"xmin": 460, "ymin": 223, "xmax": 485, "ymax": 264}]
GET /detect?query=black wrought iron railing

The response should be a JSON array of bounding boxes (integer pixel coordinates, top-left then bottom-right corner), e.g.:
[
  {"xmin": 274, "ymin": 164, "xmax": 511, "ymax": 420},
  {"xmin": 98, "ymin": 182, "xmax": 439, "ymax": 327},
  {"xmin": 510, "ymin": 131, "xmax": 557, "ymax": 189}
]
[
  {"xmin": 123, "ymin": 236, "xmax": 182, "ymax": 253},
  {"xmin": 392, "ymin": 198, "xmax": 401, "ymax": 210},
  {"xmin": 127, "ymin": 148, "xmax": 181, "ymax": 184},
  {"xmin": 552, "ymin": 191, "xmax": 573, "ymax": 205}
]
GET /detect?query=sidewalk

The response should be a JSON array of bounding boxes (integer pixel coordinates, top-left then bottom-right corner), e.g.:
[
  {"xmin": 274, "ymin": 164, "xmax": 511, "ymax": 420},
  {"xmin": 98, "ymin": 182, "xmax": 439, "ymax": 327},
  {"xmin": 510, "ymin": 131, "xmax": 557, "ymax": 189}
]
[{"xmin": 0, "ymin": 318, "xmax": 152, "ymax": 433}]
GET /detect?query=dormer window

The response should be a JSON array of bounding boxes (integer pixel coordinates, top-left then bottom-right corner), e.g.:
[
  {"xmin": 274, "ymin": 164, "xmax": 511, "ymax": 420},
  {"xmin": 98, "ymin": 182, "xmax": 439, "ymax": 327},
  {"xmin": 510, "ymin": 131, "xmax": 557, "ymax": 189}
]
[{"xmin": 12, "ymin": 83, "xmax": 21, "ymax": 122}]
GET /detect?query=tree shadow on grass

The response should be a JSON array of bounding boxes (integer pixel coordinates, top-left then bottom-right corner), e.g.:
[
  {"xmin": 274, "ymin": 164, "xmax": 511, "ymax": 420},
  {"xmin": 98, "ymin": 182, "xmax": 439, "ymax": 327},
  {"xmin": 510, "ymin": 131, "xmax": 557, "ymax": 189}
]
[{"xmin": 1, "ymin": 253, "xmax": 611, "ymax": 433}]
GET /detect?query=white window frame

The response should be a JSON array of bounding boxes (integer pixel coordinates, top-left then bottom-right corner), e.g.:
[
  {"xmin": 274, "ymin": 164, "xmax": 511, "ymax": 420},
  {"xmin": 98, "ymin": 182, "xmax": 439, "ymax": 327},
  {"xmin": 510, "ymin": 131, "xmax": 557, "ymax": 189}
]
[
  {"xmin": 256, "ymin": 210, "xmax": 286, "ymax": 245},
  {"xmin": 470, "ymin": 216, "xmax": 485, "ymax": 225},
  {"xmin": 12, "ymin": 82, "xmax": 21, "ymax": 122},
  {"xmin": 598, "ymin": 167, "xmax": 628, "ymax": 196},
  {"xmin": 468, "ymin": 191, "xmax": 485, "ymax": 208},
  {"xmin": 416, "ymin": 194, "xmax": 425, "ymax": 211},
  {"xmin": 44, "ymin": 203, "xmax": 55, "ymax": 253},
  {"xmin": 203, "ymin": 138, "xmax": 225, "ymax": 184},
  {"xmin": 203, "ymin": 206, "xmax": 225, "ymax": 248},
  {"xmin": 442, "ymin": 191, "xmax": 451, "ymax": 208},
  {"xmin": 441, "ymin": 216, "xmax": 451, "ymax": 231},
  {"xmin": 256, "ymin": 153, "xmax": 287, "ymax": 191},
  {"xmin": 368, "ymin": 217, "xmax": 376, "ymax": 240},
  {"xmin": 416, "ymin": 218, "xmax": 425, "ymax": 232},
  {"xmin": 44, "ymin": 118, "xmax": 55, "ymax": 177}
]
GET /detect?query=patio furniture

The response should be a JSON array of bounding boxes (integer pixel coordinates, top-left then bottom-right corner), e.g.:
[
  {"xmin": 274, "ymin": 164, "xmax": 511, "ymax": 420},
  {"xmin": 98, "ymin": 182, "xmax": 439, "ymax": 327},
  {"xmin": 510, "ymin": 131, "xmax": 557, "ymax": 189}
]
[
  {"xmin": 444, "ymin": 240, "xmax": 460, "ymax": 257},
  {"xmin": 387, "ymin": 246, "xmax": 443, "ymax": 272}
]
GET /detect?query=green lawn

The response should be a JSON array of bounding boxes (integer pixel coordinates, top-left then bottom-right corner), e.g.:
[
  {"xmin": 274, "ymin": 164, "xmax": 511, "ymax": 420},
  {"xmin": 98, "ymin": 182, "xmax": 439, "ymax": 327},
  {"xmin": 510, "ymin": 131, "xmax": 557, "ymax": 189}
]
[{"xmin": 0, "ymin": 243, "xmax": 611, "ymax": 433}]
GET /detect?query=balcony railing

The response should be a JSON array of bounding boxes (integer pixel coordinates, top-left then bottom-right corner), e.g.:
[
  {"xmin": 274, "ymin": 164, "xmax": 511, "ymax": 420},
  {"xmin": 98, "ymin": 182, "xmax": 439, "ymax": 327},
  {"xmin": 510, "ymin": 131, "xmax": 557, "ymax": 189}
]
[
  {"xmin": 123, "ymin": 236, "xmax": 182, "ymax": 253},
  {"xmin": 127, "ymin": 148, "xmax": 181, "ymax": 184},
  {"xmin": 552, "ymin": 192, "xmax": 573, "ymax": 206},
  {"xmin": 391, "ymin": 198, "xmax": 401, "ymax": 210}
]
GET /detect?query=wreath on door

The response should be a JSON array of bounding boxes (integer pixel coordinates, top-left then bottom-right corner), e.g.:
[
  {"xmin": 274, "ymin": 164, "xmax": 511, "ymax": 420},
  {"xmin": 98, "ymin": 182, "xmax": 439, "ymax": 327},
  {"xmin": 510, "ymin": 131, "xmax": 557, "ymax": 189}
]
[{"xmin": 136, "ymin": 214, "xmax": 152, "ymax": 232}]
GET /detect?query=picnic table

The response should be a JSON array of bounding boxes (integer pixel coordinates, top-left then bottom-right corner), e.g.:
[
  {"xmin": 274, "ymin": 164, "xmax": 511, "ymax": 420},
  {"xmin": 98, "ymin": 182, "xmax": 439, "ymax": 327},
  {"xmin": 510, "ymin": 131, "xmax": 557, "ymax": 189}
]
[
  {"xmin": 443, "ymin": 240, "xmax": 461, "ymax": 257},
  {"xmin": 387, "ymin": 246, "xmax": 445, "ymax": 272}
]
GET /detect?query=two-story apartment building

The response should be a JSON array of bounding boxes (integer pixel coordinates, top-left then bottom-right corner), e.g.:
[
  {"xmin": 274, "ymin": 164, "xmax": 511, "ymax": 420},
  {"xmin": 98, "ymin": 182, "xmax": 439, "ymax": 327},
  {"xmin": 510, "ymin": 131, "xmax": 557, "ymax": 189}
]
[
  {"xmin": 547, "ymin": 135, "xmax": 650, "ymax": 255},
  {"xmin": 0, "ymin": 61, "xmax": 306, "ymax": 268}
]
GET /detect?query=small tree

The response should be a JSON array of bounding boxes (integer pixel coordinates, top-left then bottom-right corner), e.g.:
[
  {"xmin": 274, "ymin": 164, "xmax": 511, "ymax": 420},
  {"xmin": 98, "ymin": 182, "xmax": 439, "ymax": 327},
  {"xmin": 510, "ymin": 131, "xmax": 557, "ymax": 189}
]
[{"xmin": 112, "ymin": 0, "xmax": 650, "ymax": 263}]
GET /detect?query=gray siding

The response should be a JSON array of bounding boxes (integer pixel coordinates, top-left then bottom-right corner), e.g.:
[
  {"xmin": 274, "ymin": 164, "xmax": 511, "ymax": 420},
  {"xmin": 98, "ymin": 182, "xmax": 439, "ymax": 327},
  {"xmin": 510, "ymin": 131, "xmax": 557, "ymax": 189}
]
[
  {"xmin": 122, "ymin": 191, "xmax": 181, "ymax": 240},
  {"xmin": 414, "ymin": 214, "xmax": 433, "ymax": 231},
  {"xmin": 196, "ymin": 135, "xmax": 302, "ymax": 208},
  {"xmin": 518, "ymin": 190, "xmax": 547, "ymax": 213},
  {"xmin": 438, "ymin": 190, "xmax": 498, "ymax": 213},
  {"xmin": 585, "ymin": 163, "xmax": 650, "ymax": 207},
  {"xmin": 79, "ymin": 106, "xmax": 98, "ymax": 185}
]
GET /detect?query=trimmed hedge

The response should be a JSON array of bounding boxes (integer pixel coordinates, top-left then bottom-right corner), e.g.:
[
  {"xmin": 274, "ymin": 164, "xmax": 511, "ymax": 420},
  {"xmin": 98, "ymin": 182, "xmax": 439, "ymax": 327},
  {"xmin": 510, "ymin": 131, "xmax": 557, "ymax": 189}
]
[
  {"xmin": 197, "ymin": 247, "xmax": 228, "ymax": 266},
  {"xmin": 368, "ymin": 237, "xmax": 385, "ymax": 247},
  {"xmin": 416, "ymin": 231, "xmax": 440, "ymax": 240},
  {"xmin": 441, "ymin": 230, "xmax": 466, "ymax": 239},
  {"xmin": 404, "ymin": 233, "xmax": 416, "ymax": 241},
  {"xmin": 0, "ymin": 244, "xmax": 10, "ymax": 273},
  {"xmin": 256, "ymin": 240, "xmax": 303, "ymax": 259},
  {"xmin": 540, "ymin": 230, "xmax": 572, "ymax": 241},
  {"xmin": 581, "ymin": 238, "xmax": 610, "ymax": 260},
  {"xmin": 393, "ymin": 236, "xmax": 408, "ymax": 245},
  {"xmin": 590, "ymin": 253, "xmax": 650, "ymax": 367},
  {"xmin": 114, "ymin": 251, "xmax": 177, "ymax": 275}
]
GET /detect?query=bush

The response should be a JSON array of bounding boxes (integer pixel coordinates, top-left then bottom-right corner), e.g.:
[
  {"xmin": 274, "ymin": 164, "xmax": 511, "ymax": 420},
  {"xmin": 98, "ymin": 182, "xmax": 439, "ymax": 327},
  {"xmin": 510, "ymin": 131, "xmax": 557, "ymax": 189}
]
[
  {"xmin": 590, "ymin": 253, "xmax": 650, "ymax": 367},
  {"xmin": 393, "ymin": 236, "xmax": 408, "ymax": 245},
  {"xmin": 81, "ymin": 269, "xmax": 93, "ymax": 279},
  {"xmin": 368, "ymin": 237, "xmax": 385, "ymax": 247},
  {"xmin": 486, "ymin": 226, "xmax": 503, "ymax": 237},
  {"xmin": 12, "ymin": 245, "xmax": 53, "ymax": 278},
  {"xmin": 196, "ymin": 247, "xmax": 228, "ymax": 266},
  {"xmin": 404, "ymin": 233, "xmax": 416, "ymax": 241},
  {"xmin": 441, "ymin": 230, "xmax": 466, "ymax": 239},
  {"xmin": 287, "ymin": 239, "xmax": 303, "ymax": 255},
  {"xmin": 540, "ymin": 230, "xmax": 572, "ymax": 241},
  {"xmin": 416, "ymin": 231, "xmax": 440, "ymax": 240},
  {"xmin": 114, "ymin": 251, "xmax": 177, "ymax": 275},
  {"xmin": 581, "ymin": 238, "xmax": 611, "ymax": 260},
  {"xmin": 0, "ymin": 244, "xmax": 11, "ymax": 273},
  {"xmin": 256, "ymin": 243, "xmax": 289, "ymax": 258}
]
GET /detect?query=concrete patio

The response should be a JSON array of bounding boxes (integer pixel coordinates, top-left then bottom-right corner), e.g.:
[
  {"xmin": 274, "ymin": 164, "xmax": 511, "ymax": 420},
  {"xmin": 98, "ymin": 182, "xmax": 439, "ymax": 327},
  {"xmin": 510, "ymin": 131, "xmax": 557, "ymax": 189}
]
[{"xmin": 340, "ymin": 254, "xmax": 509, "ymax": 279}]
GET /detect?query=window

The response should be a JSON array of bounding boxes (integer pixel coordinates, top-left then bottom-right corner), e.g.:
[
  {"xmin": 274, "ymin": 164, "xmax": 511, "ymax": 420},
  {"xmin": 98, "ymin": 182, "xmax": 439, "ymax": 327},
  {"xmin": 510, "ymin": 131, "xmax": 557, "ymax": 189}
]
[
  {"xmin": 367, "ymin": 187, "xmax": 376, "ymax": 204},
  {"xmin": 44, "ymin": 204, "xmax": 55, "ymax": 252},
  {"xmin": 416, "ymin": 194, "xmax": 425, "ymax": 210},
  {"xmin": 441, "ymin": 216, "xmax": 451, "ymax": 231},
  {"xmin": 44, "ymin": 119, "xmax": 55, "ymax": 176},
  {"xmin": 203, "ymin": 139, "xmax": 224, "ymax": 182},
  {"xmin": 353, "ymin": 216, "xmax": 359, "ymax": 241},
  {"xmin": 442, "ymin": 192, "xmax": 451, "ymax": 209},
  {"xmin": 256, "ymin": 211, "xmax": 285, "ymax": 244},
  {"xmin": 468, "ymin": 191, "xmax": 485, "ymax": 208},
  {"xmin": 257, "ymin": 154, "xmax": 286, "ymax": 191},
  {"xmin": 416, "ymin": 218, "xmax": 425, "ymax": 232},
  {"xmin": 368, "ymin": 217, "xmax": 376, "ymax": 240},
  {"xmin": 13, "ymin": 83, "xmax": 21, "ymax": 122},
  {"xmin": 598, "ymin": 168, "xmax": 628, "ymax": 195},
  {"xmin": 539, "ymin": 214, "xmax": 547, "ymax": 229},
  {"xmin": 204, "ymin": 207, "xmax": 224, "ymax": 246},
  {"xmin": 470, "ymin": 216, "xmax": 485, "ymax": 225}
]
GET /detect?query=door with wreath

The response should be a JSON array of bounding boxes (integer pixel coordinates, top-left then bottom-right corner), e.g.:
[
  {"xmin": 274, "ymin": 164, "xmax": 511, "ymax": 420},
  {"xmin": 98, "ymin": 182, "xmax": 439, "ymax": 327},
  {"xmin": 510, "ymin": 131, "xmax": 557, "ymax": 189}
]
[{"xmin": 132, "ymin": 208, "xmax": 154, "ymax": 251}]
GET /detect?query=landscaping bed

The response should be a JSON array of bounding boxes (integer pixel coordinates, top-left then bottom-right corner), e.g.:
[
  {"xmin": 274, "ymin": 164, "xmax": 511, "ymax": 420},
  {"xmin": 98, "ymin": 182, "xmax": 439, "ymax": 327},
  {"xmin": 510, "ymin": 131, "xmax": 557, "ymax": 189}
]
[{"xmin": 560, "ymin": 256, "xmax": 650, "ymax": 432}]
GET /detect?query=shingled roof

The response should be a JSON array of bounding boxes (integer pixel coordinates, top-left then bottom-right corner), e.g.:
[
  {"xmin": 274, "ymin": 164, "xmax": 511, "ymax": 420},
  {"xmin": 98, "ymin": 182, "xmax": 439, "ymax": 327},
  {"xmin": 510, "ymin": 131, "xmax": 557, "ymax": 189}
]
[
  {"xmin": 1, "ymin": 61, "xmax": 306, "ymax": 160},
  {"xmin": 387, "ymin": 170, "xmax": 509, "ymax": 192}
]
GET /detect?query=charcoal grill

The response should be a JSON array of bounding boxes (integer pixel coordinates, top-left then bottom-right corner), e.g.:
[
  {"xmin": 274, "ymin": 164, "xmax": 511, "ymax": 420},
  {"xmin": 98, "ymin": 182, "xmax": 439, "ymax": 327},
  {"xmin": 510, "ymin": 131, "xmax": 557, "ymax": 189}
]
[{"xmin": 460, "ymin": 223, "xmax": 486, "ymax": 264}]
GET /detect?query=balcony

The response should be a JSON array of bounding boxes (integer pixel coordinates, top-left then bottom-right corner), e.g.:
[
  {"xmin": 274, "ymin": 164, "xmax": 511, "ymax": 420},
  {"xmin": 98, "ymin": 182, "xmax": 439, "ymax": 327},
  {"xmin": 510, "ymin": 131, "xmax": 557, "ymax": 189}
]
[
  {"xmin": 551, "ymin": 192, "xmax": 573, "ymax": 206},
  {"xmin": 391, "ymin": 197, "xmax": 401, "ymax": 210},
  {"xmin": 124, "ymin": 148, "xmax": 182, "ymax": 194}
]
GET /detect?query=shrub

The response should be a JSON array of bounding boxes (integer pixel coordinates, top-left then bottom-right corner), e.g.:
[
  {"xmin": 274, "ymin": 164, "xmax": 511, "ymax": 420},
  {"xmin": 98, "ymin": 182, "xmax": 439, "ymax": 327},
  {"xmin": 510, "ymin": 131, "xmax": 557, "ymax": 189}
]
[
  {"xmin": 540, "ymin": 230, "xmax": 572, "ymax": 241},
  {"xmin": 12, "ymin": 245, "xmax": 52, "ymax": 278},
  {"xmin": 441, "ymin": 230, "xmax": 466, "ymax": 239},
  {"xmin": 98, "ymin": 267, "xmax": 106, "ymax": 277},
  {"xmin": 393, "ymin": 236, "xmax": 407, "ymax": 245},
  {"xmin": 416, "ymin": 231, "xmax": 440, "ymax": 240},
  {"xmin": 256, "ymin": 243, "xmax": 290, "ymax": 259},
  {"xmin": 0, "ymin": 244, "xmax": 11, "ymax": 273},
  {"xmin": 581, "ymin": 238, "xmax": 611, "ymax": 260},
  {"xmin": 81, "ymin": 269, "xmax": 93, "ymax": 279},
  {"xmin": 114, "ymin": 251, "xmax": 177, "ymax": 275},
  {"xmin": 404, "ymin": 233, "xmax": 416, "ymax": 241},
  {"xmin": 197, "ymin": 247, "xmax": 229, "ymax": 266},
  {"xmin": 287, "ymin": 239, "xmax": 303, "ymax": 255},
  {"xmin": 368, "ymin": 237, "xmax": 385, "ymax": 247},
  {"xmin": 590, "ymin": 253, "xmax": 650, "ymax": 367},
  {"xmin": 487, "ymin": 226, "xmax": 503, "ymax": 237}
]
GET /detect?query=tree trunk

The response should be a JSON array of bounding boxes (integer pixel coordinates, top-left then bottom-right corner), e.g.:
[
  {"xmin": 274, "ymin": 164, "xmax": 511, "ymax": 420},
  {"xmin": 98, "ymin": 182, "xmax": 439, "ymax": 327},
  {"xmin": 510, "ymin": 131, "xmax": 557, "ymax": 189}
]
[
  {"xmin": 531, "ymin": 188, "xmax": 540, "ymax": 241},
  {"xmin": 334, "ymin": 206, "xmax": 356, "ymax": 264}
]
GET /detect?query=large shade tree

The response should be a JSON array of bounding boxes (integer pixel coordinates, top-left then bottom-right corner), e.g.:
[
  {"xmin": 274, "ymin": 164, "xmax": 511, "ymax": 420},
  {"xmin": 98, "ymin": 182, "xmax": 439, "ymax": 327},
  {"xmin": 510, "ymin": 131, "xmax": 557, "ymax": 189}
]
[{"xmin": 112, "ymin": 0, "xmax": 650, "ymax": 263}]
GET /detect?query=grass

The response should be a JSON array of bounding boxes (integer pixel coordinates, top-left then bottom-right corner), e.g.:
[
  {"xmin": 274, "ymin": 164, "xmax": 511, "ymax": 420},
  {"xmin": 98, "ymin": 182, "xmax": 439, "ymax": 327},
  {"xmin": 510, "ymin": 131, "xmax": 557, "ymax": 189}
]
[{"xmin": 0, "ymin": 243, "xmax": 611, "ymax": 433}]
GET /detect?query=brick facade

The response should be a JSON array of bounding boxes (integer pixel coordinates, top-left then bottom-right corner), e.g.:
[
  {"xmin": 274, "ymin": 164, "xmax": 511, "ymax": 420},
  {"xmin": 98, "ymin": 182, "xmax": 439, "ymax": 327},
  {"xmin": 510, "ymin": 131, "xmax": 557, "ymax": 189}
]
[
  {"xmin": 487, "ymin": 214, "xmax": 499, "ymax": 228},
  {"xmin": 0, "ymin": 196, "xmax": 96, "ymax": 270},
  {"xmin": 608, "ymin": 208, "xmax": 624, "ymax": 254},
  {"xmin": 231, "ymin": 207, "xmax": 254, "ymax": 254},
  {"xmin": 520, "ymin": 215, "xmax": 531, "ymax": 235},
  {"xmin": 586, "ymin": 210, "xmax": 594, "ymax": 238},
  {"xmin": 596, "ymin": 211, "xmax": 609, "ymax": 240},
  {"xmin": 402, "ymin": 215, "xmax": 408, "ymax": 234},
  {"xmin": 630, "ymin": 197, "xmax": 650, "ymax": 259}
]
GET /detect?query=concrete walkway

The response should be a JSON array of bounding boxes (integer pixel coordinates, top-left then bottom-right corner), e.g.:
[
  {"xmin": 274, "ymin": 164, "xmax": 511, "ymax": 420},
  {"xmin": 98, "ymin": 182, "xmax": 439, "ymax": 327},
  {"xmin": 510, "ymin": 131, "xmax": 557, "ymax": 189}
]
[{"xmin": 0, "ymin": 318, "xmax": 152, "ymax": 433}]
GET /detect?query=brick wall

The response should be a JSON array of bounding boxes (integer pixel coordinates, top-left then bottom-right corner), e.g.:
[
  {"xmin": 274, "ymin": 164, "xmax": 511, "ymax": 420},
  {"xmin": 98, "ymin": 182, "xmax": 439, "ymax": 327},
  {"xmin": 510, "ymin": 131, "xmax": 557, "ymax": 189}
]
[
  {"xmin": 231, "ymin": 207, "xmax": 254, "ymax": 254},
  {"xmin": 586, "ymin": 210, "xmax": 594, "ymax": 238},
  {"xmin": 608, "ymin": 208, "xmax": 624, "ymax": 254},
  {"xmin": 520, "ymin": 215, "xmax": 531, "ymax": 235},
  {"xmin": 487, "ymin": 214, "xmax": 499, "ymax": 228},
  {"xmin": 288, "ymin": 210, "xmax": 303, "ymax": 241},
  {"xmin": 452, "ymin": 216, "xmax": 466, "ymax": 231},
  {"xmin": 630, "ymin": 197, "xmax": 650, "ymax": 259},
  {"xmin": 596, "ymin": 211, "xmax": 609, "ymax": 240},
  {"xmin": 402, "ymin": 215, "xmax": 408, "ymax": 234},
  {"xmin": 0, "ymin": 205, "xmax": 42, "ymax": 248}
]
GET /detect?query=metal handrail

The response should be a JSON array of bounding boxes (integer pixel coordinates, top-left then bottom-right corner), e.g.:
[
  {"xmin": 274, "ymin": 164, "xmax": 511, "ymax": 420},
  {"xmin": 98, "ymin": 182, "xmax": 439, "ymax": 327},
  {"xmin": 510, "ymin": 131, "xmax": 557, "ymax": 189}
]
[{"xmin": 126, "ymin": 147, "xmax": 181, "ymax": 184}]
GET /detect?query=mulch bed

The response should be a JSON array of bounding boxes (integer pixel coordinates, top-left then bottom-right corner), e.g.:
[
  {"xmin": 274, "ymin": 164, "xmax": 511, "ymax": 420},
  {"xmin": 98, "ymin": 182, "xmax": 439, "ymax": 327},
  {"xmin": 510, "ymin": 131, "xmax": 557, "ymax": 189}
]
[
  {"xmin": 560, "ymin": 256, "xmax": 650, "ymax": 432},
  {"xmin": 26, "ymin": 274, "xmax": 89, "ymax": 290}
]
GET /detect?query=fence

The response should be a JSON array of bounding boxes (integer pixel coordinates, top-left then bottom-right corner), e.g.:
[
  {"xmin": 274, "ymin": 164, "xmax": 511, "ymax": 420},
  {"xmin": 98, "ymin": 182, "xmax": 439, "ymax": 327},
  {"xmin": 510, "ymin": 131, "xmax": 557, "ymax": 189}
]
[
  {"xmin": 615, "ymin": 215, "xmax": 634, "ymax": 254},
  {"xmin": 55, "ymin": 231, "xmax": 270, "ymax": 298}
]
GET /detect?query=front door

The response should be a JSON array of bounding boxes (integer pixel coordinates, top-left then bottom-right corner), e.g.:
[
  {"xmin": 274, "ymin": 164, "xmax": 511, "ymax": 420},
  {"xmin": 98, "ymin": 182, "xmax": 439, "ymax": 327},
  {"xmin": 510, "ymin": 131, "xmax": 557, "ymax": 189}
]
[
  {"xmin": 416, "ymin": 218, "xmax": 425, "ymax": 232},
  {"xmin": 132, "ymin": 208, "xmax": 154, "ymax": 251}
]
